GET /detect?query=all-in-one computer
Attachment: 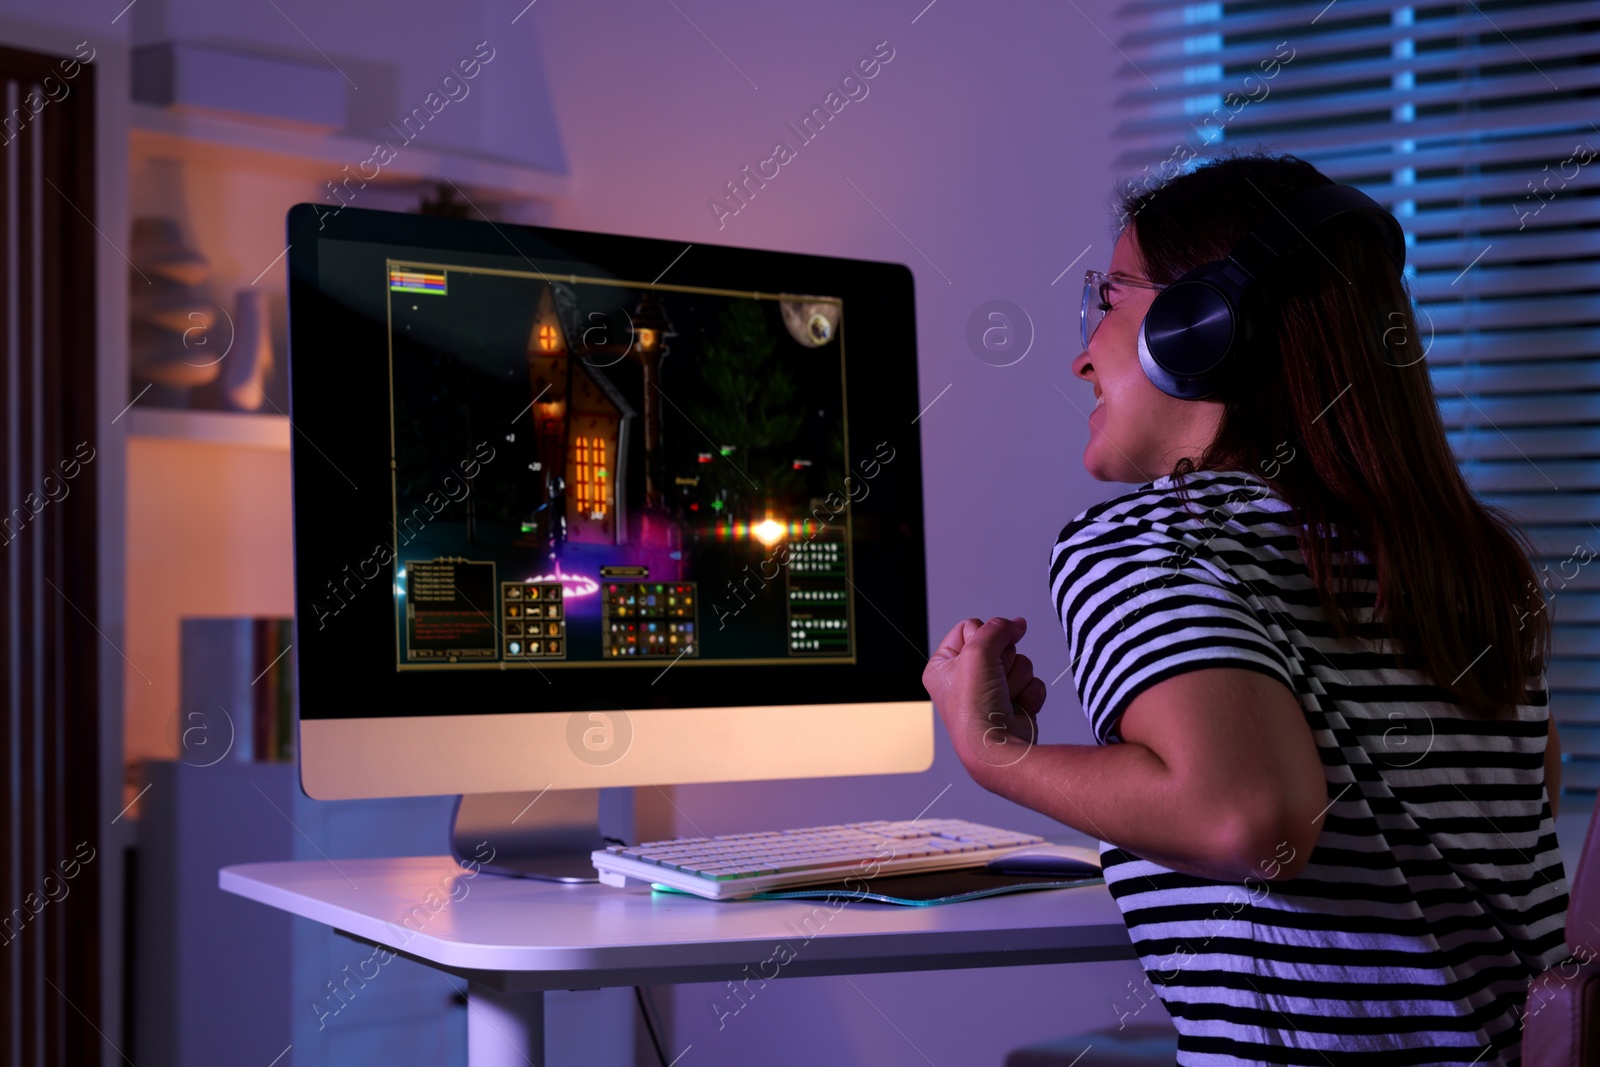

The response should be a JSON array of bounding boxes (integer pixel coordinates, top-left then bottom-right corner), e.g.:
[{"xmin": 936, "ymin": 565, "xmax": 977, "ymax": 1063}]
[{"xmin": 287, "ymin": 203, "xmax": 962, "ymax": 880}]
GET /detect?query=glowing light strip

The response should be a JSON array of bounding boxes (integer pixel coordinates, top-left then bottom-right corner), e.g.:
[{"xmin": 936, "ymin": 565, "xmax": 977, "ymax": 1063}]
[{"xmin": 711, "ymin": 520, "xmax": 811, "ymax": 540}]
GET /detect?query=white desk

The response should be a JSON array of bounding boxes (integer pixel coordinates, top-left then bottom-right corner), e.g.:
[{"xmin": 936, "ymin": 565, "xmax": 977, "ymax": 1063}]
[{"xmin": 221, "ymin": 856, "xmax": 1135, "ymax": 1066}]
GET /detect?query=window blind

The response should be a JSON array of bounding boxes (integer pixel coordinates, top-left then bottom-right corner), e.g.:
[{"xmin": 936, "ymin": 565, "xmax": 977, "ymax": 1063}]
[{"xmin": 1110, "ymin": 0, "xmax": 1600, "ymax": 791}]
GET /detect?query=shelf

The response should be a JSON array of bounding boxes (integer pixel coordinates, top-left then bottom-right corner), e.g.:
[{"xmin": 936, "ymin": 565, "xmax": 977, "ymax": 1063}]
[
  {"xmin": 126, "ymin": 407, "xmax": 290, "ymax": 449},
  {"xmin": 130, "ymin": 102, "xmax": 569, "ymax": 203}
]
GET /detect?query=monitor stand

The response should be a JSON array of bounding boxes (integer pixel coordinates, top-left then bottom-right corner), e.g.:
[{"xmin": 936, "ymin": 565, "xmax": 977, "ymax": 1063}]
[{"xmin": 449, "ymin": 787, "xmax": 634, "ymax": 883}]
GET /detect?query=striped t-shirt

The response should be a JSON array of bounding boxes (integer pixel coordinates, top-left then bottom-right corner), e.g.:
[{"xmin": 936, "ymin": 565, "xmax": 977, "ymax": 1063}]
[{"xmin": 1049, "ymin": 468, "xmax": 1569, "ymax": 1066}]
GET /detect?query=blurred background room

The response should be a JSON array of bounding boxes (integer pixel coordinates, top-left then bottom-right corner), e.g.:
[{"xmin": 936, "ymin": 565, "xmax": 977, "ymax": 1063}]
[{"xmin": 0, "ymin": 0, "xmax": 1595, "ymax": 1064}]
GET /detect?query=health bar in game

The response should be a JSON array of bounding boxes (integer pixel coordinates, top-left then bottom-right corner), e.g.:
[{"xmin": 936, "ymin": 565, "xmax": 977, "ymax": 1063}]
[{"xmin": 390, "ymin": 267, "xmax": 447, "ymax": 295}]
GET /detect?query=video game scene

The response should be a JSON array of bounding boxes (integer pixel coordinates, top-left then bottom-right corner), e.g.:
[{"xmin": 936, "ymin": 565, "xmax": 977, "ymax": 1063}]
[{"xmin": 386, "ymin": 260, "xmax": 857, "ymax": 671}]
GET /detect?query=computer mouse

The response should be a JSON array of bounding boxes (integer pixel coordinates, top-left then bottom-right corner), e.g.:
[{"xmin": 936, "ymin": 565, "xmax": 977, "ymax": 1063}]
[{"xmin": 985, "ymin": 843, "xmax": 1102, "ymax": 876}]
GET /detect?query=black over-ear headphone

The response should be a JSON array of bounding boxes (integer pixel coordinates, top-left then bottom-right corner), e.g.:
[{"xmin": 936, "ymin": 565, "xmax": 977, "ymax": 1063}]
[{"xmin": 1137, "ymin": 182, "xmax": 1407, "ymax": 400}]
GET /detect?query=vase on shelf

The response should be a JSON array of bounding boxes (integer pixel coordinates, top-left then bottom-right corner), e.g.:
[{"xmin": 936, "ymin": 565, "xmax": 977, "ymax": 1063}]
[
  {"xmin": 128, "ymin": 217, "xmax": 219, "ymax": 403},
  {"xmin": 220, "ymin": 288, "xmax": 274, "ymax": 412}
]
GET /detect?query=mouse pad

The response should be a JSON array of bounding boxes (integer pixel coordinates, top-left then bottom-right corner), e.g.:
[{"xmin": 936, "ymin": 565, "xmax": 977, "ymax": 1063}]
[{"xmin": 653, "ymin": 869, "xmax": 1104, "ymax": 906}]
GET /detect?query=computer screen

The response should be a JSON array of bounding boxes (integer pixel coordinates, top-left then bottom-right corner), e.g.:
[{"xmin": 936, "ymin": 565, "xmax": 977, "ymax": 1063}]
[
  {"xmin": 384, "ymin": 263, "xmax": 860, "ymax": 670},
  {"xmin": 287, "ymin": 205, "xmax": 932, "ymax": 799}
]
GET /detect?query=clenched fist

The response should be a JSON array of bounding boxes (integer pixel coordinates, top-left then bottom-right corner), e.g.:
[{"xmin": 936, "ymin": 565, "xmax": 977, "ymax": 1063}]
[{"xmin": 921, "ymin": 616, "xmax": 1047, "ymax": 777}]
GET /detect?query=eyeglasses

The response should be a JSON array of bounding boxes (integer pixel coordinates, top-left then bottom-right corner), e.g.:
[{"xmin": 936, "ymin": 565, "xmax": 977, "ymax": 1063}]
[{"xmin": 1081, "ymin": 269, "xmax": 1167, "ymax": 351}]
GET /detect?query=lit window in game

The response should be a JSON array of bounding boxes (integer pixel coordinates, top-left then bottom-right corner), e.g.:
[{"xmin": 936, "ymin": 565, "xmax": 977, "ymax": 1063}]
[
  {"xmin": 574, "ymin": 436, "xmax": 609, "ymax": 521},
  {"xmin": 537, "ymin": 323, "xmax": 558, "ymax": 352},
  {"xmin": 502, "ymin": 581, "xmax": 566, "ymax": 659},
  {"xmin": 576, "ymin": 437, "xmax": 591, "ymax": 517},
  {"xmin": 602, "ymin": 582, "xmax": 698, "ymax": 658}
]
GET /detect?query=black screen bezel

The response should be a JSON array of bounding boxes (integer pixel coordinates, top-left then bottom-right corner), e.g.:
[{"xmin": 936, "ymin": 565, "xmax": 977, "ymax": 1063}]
[{"xmin": 286, "ymin": 203, "xmax": 929, "ymax": 721}]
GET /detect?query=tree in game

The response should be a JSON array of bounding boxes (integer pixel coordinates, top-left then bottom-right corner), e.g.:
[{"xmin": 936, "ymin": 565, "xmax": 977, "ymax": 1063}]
[{"xmin": 688, "ymin": 300, "xmax": 805, "ymax": 520}]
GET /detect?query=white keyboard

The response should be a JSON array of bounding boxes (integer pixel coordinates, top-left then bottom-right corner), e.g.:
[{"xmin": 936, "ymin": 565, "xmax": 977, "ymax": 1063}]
[{"xmin": 591, "ymin": 818, "xmax": 1046, "ymax": 901}]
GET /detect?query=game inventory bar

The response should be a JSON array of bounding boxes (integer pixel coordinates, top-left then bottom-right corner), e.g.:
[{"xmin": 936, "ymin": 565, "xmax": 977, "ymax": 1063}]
[
  {"xmin": 786, "ymin": 533, "xmax": 851, "ymax": 655},
  {"xmin": 503, "ymin": 581, "xmax": 566, "ymax": 659},
  {"xmin": 602, "ymin": 581, "xmax": 697, "ymax": 658}
]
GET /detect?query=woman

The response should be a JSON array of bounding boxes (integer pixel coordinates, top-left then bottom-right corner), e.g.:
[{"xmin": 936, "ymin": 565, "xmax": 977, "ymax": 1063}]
[{"xmin": 922, "ymin": 151, "xmax": 1569, "ymax": 1065}]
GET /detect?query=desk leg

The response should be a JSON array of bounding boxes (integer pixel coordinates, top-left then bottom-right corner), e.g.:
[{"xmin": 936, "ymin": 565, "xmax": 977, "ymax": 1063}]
[{"xmin": 467, "ymin": 982, "xmax": 545, "ymax": 1067}]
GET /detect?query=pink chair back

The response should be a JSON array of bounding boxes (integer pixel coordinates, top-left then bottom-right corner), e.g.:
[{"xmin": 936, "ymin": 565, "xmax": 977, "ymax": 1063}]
[{"xmin": 1523, "ymin": 806, "xmax": 1600, "ymax": 1066}]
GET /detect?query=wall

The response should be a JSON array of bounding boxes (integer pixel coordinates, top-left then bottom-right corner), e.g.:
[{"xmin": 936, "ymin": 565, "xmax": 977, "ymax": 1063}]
[
  {"xmin": 521, "ymin": 0, "xmax": 1153, "ymax": 1061},
  {"xmin": 124, "ymin": 438, "xmax": 297, "ymax": 763}
]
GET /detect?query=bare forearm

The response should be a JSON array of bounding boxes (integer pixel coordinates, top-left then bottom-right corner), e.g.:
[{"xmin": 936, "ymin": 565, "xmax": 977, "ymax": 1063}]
[{"xmin": 968, "ymin": 741, "xmax": 1293, "ymax": 883}]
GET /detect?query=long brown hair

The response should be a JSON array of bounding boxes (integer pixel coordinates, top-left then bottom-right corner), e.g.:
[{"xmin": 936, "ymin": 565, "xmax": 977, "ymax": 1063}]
[{"xmin": 1115, "ymin": 149, "xmax": 1550, "ymax": 720}]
